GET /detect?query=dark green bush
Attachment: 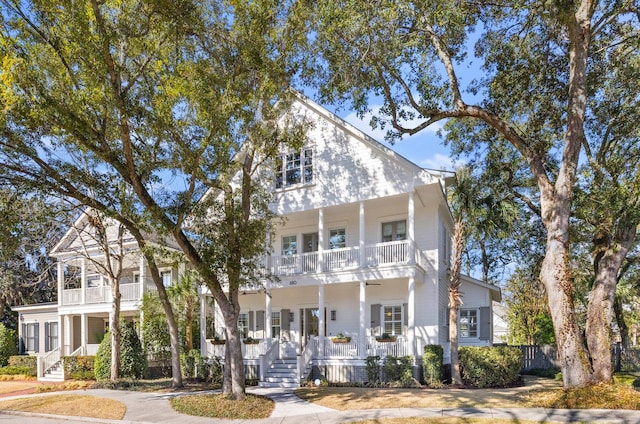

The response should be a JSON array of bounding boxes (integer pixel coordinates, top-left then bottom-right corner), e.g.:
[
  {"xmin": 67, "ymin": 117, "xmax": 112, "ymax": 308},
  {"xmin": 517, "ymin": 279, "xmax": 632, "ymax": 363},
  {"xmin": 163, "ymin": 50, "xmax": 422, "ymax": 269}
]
[
  {"xmin": 366, "ymin": 356, "xmax": 380, "ymax": 383},
  {"xmin": 94, "ymin": 321, "xmax": 147, "ymax": 381},
  {"xmin": 8, "ymin": 355, "xmax": 36, "ymax": 376},
  {"xmin": 632, "ymin": 377, "xmax": 640, "ymax": 389},
  {"xmin": 0, "ymin": 324, "xmax": 18, "ymax": 367},
  {"xmin": 459, "ymin": 346, "xmax": 522, "ymax": 388},
  {"xmin": 180, "ymin": 349, "xmax": 210, "ymax": 381},
  {"xmin": 423, "ymin": 345, "xmax": 443, "ymax": 386},
  {"xmin": 63, "ymin": 356, "xmax": 95, "ymax": 380},
  {"xmin": 0, "ymin": 365, "xmax": 33, "ymax": 375},
  {"xmin": 382, "ymin": 356, "xmax": 413, "ymax": 382},
  {"xmin": 525, "ymin": 367, "xmax": 560, "ymax": 379}
]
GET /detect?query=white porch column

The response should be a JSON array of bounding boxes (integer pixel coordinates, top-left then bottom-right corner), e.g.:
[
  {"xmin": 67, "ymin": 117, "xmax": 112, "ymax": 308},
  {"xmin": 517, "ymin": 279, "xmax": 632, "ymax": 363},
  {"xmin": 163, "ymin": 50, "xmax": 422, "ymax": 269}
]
[
  {"xmin": 80, "ymin": 257, "xmax": 86, "ymax": 304},
  {"xmin": 57, "ymin": 261, "xmax": 63, "ymax": 306},
  {"xmin": 81, "ymin": 313, "xmax": 88, "ymax": 354},
  {"xmin": 63, "ymin": 315, "xmax": 72, "ymax": 356},
  {"xmin": 408, "ymin": 192, "xmax": 415, "ymax": 264},
  {"xmin": 317, "ymin": 208, "xmax": 324, "ymax": 272},
  {"xmin": 139, "ymin": 255, "xmax": 145, "ymax": 298},
  {"xmin": 359, "ymin": 281, "xmax": 366, "ymax": 359},
  {"xmin": 318, "ymin": 284, "xmax": 325, "ymax": 357},
  {"xmin": 200, "ymin": 289, "xmax": 207, "ymax": 354},
  {"xmin": 359, "ymin": 202, "xmax": 365, "ymax": 267},
  {"xmin": 265, "ymin": 282, "xmax": 272, "ymax": 340},
  {"xmin": 408, "ymin": 276, "xmax": 416, "ymax": 358}
]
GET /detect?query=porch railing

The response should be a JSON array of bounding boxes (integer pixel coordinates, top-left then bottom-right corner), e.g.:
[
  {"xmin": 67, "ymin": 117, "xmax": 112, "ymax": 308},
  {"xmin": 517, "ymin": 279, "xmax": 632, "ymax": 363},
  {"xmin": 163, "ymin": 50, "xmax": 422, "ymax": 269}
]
[
  {"xmin": 324, "ymin": 247, "xmax": 360, "ymax": 271},
  {"xmin": 37, "ymin": 347, "xmax": 61, "ymax": 378},
  {"xmin": 207, "ymin": 339, "xmax": 268, "ymax": 359},
  {"xmin": 259, "ymin": 341, "xmax": 280, "ymax": 381},
  {"xmin": 61, "ymin": 283, "xmax": 142, "ymax": 306},
  {"xmin": 320, "ymin": 336, "xmax": 360, "ymax": 358},
  {"xmin": 366, "ymin": 336, "xmax": 410, "ymax": 357},
  {"xmin": 298, "ymin": 337, "xmax": 317, "ymax": 382},
  {"xmin": 365, "ymin": 240, "xmax": 409, "ymax": 267}
]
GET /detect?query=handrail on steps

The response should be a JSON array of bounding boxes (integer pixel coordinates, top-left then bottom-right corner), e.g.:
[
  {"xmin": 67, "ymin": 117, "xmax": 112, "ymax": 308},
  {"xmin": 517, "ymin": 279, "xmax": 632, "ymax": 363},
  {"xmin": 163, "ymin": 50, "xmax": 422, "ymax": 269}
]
[
  {"xmin": 259, "ymin": 340, "xmax": 280, "ymax": 382},
  {"xmin": 297, "ymin": 338, "xmax": 316, "ymax": 383},
  {"xmin": 37, "ymin": 347, "xmax": 61, "ymax": 378}
]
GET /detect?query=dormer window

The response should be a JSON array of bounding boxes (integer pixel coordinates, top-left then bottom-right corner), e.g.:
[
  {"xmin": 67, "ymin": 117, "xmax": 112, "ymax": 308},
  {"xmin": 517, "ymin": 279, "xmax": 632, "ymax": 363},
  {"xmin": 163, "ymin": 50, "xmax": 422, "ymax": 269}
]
[{"xmin": 275, "ymin": 148, "xmax": 313, "ymax": 189}]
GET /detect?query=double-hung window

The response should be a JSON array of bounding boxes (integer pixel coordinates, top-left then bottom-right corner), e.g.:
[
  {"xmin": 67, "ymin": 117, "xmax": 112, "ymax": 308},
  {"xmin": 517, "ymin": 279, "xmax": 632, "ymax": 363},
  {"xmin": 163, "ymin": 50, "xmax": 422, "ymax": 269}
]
[
  {"xmin": 46, "ymin": 322, "xmax": 59, "ymax": 351},
  {"xmin": 271, "ymin": 311, "xmax": 281, "ymax": 338},
  {"xmin": 161, "ymin": 270, "xmax": 173, "ymax": 287},
  {"xmin": 459, "ymin": 309, "xmax": 478, "ymax": 338},
  {"xmin": 275, "ymin": 148, "xmax": 313, "ymax": 189},
  {"xmin": 238, "ymin": 313, "xmax": 249, "ymax": 339},
  {"xmin": 383, "ymin": 305, "xmax": 403, "ymax": 336},
  {"xmin": 24, "ymin": 323, "xmax": 38, "ymax": 352},
  {"xmin": 382, "ymin": 220, "xmax": 406, "ymax": 242},
  {"xmin": 329, "ymin": 228, "xmax": 346, "ymax": 249}
]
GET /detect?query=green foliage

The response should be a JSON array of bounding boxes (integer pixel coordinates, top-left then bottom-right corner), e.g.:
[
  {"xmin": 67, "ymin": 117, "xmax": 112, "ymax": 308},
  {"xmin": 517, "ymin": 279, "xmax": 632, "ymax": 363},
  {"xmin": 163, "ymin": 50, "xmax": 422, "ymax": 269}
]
[
  {"xmin": 459, "ymin": 346, "xmax": 523, "ymax": 388},
  {"xmin": 0, "ymin": 365, "xmax": 33, "ymax": 375},
  {"xmin": 365, "ymin": 356, "xmax": 380, "ymax": 383},
  {"xmin": 63, "ymin": 356, "xmax": 95, "ymax": 380},
  {"xmin": 141, "ymin": 293, "xmax": 171, "ymax": 361},
  {"xmin": 423, "ymin": 345, "xmax": 443, "ymax": 386},
  {"xmin": 505, "ymin": 268, "xmax": 554, "ymax": 345},
  {"xmin": 524, "ymin": 367, "xmax": 560, "ymax": 379},
  {"xmin": 382, "ymin": 355, "xmax": 413, "ymax": 383},
  {"xmin": 180, "ymin": 349, "xmax": 210, "ymax": 381},
  {"xmin": 8, "ymin": 355, "xmax": 36, "ymax": 376},
  {"xmin": 94, "ymin": 331, "xmax": 112, "ymax": 381},
  {"xmin": 632, "ymin": 377, "xmax": 640, "ymax": 389},
  {"xmin": 0, "ymin": 324, "xmax": 18, "ymax": 366},
  {"xmin": 94, "ymin": 321, "xmax": 146, "ymax": 381}
]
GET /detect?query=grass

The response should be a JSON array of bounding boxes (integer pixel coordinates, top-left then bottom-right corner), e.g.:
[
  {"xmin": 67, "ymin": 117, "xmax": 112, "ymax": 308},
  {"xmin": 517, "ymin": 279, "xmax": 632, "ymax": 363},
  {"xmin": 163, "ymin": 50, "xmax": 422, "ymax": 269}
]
[
  {"xmin": 36, "ymin": 380, "xmax": 94, "ymax": 393},
  {"xmin": 0, "ymin": 380, "xmax": 39, "ymax": 395},
  {"xmin": 0, "ymin": 394, "xmax": 126, "ymax": 419},
  {"xmin": 92, "ymin": 377, "xmax": 220, "ymax": 392},
  {"xmin": 170, "ymin": 393, "xmax": 274, "ymax": 419},
  {"xmin": 525, "ymin": 382, "xmax": 640, "ymax": 410}
]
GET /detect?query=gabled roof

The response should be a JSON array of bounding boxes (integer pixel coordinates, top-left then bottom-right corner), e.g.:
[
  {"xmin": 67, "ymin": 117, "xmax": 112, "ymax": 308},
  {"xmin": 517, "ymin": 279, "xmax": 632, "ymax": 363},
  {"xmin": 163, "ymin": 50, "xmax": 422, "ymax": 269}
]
[
  {"xmin": 461, "ymin": 274, "xmax": 502, "ymax": 302},
  {"xmin": 292, "ymin": 91, "xmax": 455, "ymax": 187}
]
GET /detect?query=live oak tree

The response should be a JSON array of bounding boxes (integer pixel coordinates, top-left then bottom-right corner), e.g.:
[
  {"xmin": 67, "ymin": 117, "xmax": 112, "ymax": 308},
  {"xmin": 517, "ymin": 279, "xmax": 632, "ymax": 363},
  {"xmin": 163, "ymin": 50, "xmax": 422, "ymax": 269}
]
[
  {"xmin": 1, "ymin": 0, "xmax": 306, "ymax": 399},
  {"xmin": 309, "ymin": 0, "xmax": 639, "ymax": 388}
]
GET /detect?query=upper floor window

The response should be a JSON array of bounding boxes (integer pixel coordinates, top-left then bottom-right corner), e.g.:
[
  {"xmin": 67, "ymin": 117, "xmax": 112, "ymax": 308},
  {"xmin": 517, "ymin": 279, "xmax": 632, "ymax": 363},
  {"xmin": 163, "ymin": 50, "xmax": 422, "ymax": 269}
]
[
  {"xmin": 161, "ymin": 270, "xmax": 173, "ymax": 287},
  {"xmin": 282, "ymin": 235, "xmax": 297, "ymax": 256},
  {"xmin": 329, "ymin": 228, "xmax": 346, "ymax": 249},
  {"xmin": 382, "ymin": 220, "xmax": 406, "ymax": 242},
  {"xmin": 460, "ymin": 309, "xmax": 478, "ymax": 338},
  {"xmin": 238, "ymin": 313, "xmax": 249, "ymax": 339},
  {"xmin": 275, "ymin": 148, "xmax": 313, "ymax": 189}
]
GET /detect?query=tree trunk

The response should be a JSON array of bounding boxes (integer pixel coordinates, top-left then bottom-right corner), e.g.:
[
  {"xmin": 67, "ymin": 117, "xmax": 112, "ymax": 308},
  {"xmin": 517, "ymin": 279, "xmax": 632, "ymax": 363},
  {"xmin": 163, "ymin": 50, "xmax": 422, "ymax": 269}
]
[
  {"xmin": 223, "ymin": 327, "xmax": 232, "ymax": 396},
  {"xmin": 110, "ymin": 278, "xmax": 121, "ymax": 381},
  {"xmin": 185, "ymin": 303, "xmax": 193, "ymax": 352},
  {"xmin": 614, "ymin": 295, "xmax": 629, "ymax": 348},
  {"xmin": 540, "ymin": 234, "xmax": 592, "ymax": 387},
  {"xmin": 449, "ymin": 305, "xmax": 461, "ymax": 385},
  {"xmin": 586, "ymin": 226, "xmax": 635, "ymax": 382},
  {"xmin": 224, "ymin": 319, "xmax": 246, "ymax": 400}
]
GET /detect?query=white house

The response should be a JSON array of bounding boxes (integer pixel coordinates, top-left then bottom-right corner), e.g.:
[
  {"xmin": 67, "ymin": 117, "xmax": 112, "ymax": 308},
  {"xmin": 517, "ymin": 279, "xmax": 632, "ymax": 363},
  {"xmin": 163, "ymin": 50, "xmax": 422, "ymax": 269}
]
[
  {"xmin": 13, "ymin": 93, "xmax": 500, "ymax": 385},
  {"xmin": 199, "ymin": 94, "xmax": 501, "ymax": 386}
]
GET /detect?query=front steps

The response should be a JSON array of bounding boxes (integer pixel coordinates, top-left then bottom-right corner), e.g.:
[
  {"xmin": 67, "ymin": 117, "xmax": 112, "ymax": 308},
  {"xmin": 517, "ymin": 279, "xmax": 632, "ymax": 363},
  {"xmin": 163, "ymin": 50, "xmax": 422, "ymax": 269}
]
[
  {"xmin": 39, "ymin": 362, "xmax": 64, "ymax": 382},
  {"xmin": 259, "ymin": 358, "xmax": 300, "ymax": 388}
]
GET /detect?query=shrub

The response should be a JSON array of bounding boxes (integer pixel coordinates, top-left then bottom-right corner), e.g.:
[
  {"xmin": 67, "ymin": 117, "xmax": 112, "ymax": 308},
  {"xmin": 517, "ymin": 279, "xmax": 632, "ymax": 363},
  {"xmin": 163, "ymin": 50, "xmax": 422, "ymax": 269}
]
[
  {"xmin": 8, "ymin": 355, "xmax": 36, "ymax": 376},
  {"xmin": 366, "ymin": 356, "xmax": 380, "ymax": 383},
  {"xmin": 525, "ymin": 367, "xmax": 560, "ymax": 379},
  {"xmin": 632, "ymin": 377, "xmax": 640, "ymax": 389},
  {"xmin": 210, "ymin": 355, "xmax": 223, "ymax": 385},
  {"xmin": 94, "ymin": 321, "xmax": 147, "ymax": 381},
  {"xmin": 423, "ymin": 345, "xmax": 443, "ymax": 386},
  {"xmin": 0, "ymin": 365, "xmax": 32, "ymax": 375},
  {"xmin": 63, "ymin": 356, "xmax": 95, "ymax": 380},
  {"xmin": 382, "ymin": 356, "xmax": 413, "ymax": 382},
  {"xmin": 0, "ymin": 324, "xmax": 18, "ymax": 367},
  {"xmin": 459, "ymin": 346, "xmax": 522, "ymax": 388},
  {"xmin": 181, "ymin": 349, "xmax": 210, "ymax": 381}
]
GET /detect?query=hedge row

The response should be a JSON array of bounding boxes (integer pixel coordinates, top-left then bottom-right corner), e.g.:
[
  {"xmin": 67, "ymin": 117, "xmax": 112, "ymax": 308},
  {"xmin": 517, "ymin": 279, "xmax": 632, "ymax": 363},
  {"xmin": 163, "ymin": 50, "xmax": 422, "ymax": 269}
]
[
  {"xmin": 458, "ymin": 346, "xmax": 522, "ymax": 388},
  {"xmin": 63, "ymin": 356, "xmax": 95, "ymax": 380},
  {"xmin": 7, "ymin": 356, "xmax": 37, "ymax": 376}
]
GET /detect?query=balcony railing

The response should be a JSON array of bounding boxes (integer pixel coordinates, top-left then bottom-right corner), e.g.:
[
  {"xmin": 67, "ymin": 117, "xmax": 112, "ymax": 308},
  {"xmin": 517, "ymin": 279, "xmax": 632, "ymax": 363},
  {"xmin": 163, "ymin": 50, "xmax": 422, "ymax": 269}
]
[
  {"xmin": 264, "ymin": 240, "xmax": 431, "ymax": 277},
  {"xmin": 61, "ymin": 282, "xmax": 142, "ymax": 306}
]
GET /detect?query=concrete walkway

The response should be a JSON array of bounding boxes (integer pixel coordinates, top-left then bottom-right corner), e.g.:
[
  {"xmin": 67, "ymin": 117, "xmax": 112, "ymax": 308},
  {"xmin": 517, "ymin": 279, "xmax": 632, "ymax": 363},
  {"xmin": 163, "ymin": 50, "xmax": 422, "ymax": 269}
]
[{"xmin": 2, "ymin": 386, "xmax": 640, "ymax": 423}]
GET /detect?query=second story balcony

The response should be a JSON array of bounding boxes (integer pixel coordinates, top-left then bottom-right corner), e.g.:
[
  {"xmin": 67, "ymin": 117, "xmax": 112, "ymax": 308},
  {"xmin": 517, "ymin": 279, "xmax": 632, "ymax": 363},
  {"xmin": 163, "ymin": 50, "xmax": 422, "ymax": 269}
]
[{"xmin": 264, "ymin": 239, "xmax": 432, "ymax": 278}]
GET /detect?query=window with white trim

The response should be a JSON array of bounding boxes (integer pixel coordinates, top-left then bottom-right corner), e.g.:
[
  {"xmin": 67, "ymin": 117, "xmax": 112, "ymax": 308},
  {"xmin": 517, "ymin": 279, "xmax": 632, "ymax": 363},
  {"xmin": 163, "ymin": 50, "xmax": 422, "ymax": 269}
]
[
  {"xmin": 238, "ymin": 313, "xmax": 249, "ymax": 339},
  {"xmin": 271, "ymin": 311, "xmax": 281, "ymax": 338},
  {"xmin": 382, "ymin": 220, "xmax": 406, "ymax": 242},
  {"xmin": 275, "ymin": 149, "xmax": 313, "ymax": 189},
  {"xmin": 47, "ymin": 322, "xmax": 59, "ymax": 351},
  {"xmin": 161, "ymin": 270, "xmax": 173, "ymax": 287},
  {"xmin": 459, "ymin": 309, "xmax": 478, "ymax": 338},
  {"xmin": 282, "ymin": 235, "xmax": 297, "ymax": 256},
  {"xmin": 25, "ymin": 323, "xmax": 38, "ymax": 352},
  {"xmin": 383, "ymin": 305, "xmax": 403, "ymax": 336},
  {"xmin": 329, "ymin": 228, "xmax": 346, "ymax": 249}
]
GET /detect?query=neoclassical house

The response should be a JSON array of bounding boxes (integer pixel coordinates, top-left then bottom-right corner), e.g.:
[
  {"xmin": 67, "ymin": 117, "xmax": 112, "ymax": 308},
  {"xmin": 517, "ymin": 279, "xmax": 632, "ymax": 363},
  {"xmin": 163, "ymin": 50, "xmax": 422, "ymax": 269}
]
[{"xmin": 14, "ymin": 93, "xmax": 500, "ymax": 385}]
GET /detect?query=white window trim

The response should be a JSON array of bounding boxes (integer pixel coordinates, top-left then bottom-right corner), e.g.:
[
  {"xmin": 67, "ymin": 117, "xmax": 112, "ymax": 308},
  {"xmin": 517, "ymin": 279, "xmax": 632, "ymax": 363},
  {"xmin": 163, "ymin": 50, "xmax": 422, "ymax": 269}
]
[
  {"xmin": 159, "ymin": 268, "xmax": 173, "ymax": 287},
  {"xmin": 274, "ymin": 146, "xmax": 315, "ymax": 190},
  {"xmin": 459, "ymin": 308, "xmax": 479, "ymax": 339},
  {"xmin": 327, "ymin": 226, "xmax": 348, "ymax": 249},
  {"xmin": 380, "ymin": 303, "xmax": 404, "ymax": 336}
]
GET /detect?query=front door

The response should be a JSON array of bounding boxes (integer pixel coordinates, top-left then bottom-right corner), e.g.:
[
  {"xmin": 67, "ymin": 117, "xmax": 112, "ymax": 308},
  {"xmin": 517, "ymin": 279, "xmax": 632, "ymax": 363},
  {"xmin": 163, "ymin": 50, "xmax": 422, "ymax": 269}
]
[{"xmin": 300, "ymin": 307, "xmax": 325, "ymax": 348}]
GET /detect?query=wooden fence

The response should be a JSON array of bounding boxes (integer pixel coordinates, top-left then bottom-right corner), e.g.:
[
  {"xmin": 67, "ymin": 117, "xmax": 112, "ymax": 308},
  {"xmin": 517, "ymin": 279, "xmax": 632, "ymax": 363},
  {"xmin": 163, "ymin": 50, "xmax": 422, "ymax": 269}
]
[{"xmin": 520, "ymin": 343, "xmax": 640, "ymax": 372}]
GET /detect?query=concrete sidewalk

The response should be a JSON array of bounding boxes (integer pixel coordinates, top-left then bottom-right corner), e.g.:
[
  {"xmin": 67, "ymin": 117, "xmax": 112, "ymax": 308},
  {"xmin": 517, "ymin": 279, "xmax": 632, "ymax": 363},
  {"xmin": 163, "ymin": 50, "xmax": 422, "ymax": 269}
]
[{"xmin": 2, "ymin": 386, "xmax": 640, "ymax": 423}]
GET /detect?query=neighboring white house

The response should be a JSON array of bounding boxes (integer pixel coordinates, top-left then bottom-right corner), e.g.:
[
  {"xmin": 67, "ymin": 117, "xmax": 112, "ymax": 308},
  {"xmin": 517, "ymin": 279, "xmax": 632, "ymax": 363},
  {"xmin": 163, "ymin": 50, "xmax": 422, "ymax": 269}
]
[{"xmin": 13, "ymin": 93, "xmax": 500, "ymax": 386}]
